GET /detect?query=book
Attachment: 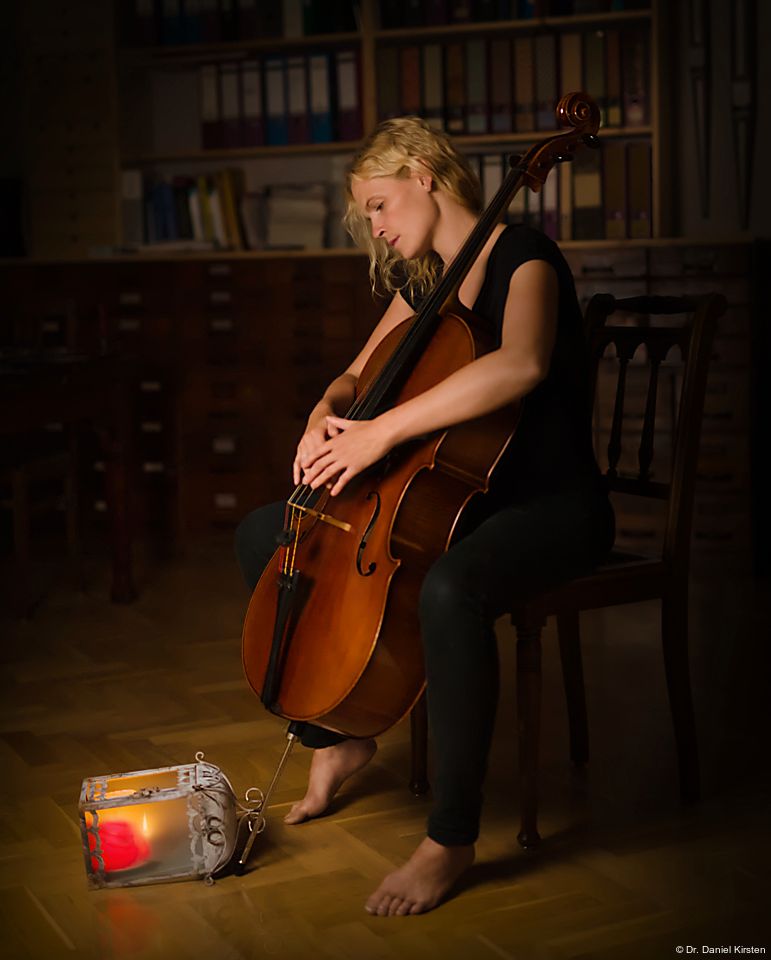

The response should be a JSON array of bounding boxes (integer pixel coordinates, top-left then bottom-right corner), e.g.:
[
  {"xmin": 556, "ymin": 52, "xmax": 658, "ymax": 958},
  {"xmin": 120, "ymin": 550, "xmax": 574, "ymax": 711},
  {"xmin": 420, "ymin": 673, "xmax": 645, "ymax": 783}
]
[
  {"xmin": 603, "ymin": 139, "xmax": 627, "ymax": 238},
  {"xmin": 621, "ymin": 28, "xmax": 649, "ymax": 126},
  {"xmin": 309, "ymin": 53, "xmax": 333, "ymax": 141},
  {"xmin": 199, "ymin": 64, "xmax": 221, "ymax": 149},
  {"xmin": 265, "ymin": 57, "xmax": 289, "ymax": 145},
  {"xmin": 627, "ymin": 141, "xmax": 652, "ymax": 238},
  {"xmin": 241, "ymin": 59, "xmax": 264, "ymax": 146},
  {"xmin": 605, "ymin": 28, "xmax": 622, "ymax": 126},
  {"xmin": 481, "ymin": 153, "xmax": 503, "ymax": 207},
  {"xmin": 220, "ymin": 62, "xmax": 241, "ymax": 148},
  {"xmin": 377, "ymin": 46, "xmax": 400, "ymax": 120},
  {"xmin": 534, "ymin": 33, "xmax": 557, "ymax": 130},
  {"xmin": 572, "ymin": 145, "xmax": 603, "ymax": 239},
  {"xmin": 445, "ymin": 42, "xmax": 466, "ymax": 134},
  {"xmin": 283, "ymin": 0, "xmax": 303, "ymax": 37},
  {"xmin": 489, "ymin": 38, "xmax": 512, "ymax": 134},
  {"xmin": 121, "ymin": 170, "xmax": 143, "ymax": 246},
  {"xmin": 335, "ymin": 49, "xmax": 363, "ymax": 140},
  {"xmin": 287, "ymin": 55, "xmax": 310, "ymax": 143},
  {"xmin": 584, "ymin": 30, "xmax": 607, "ymax": 127},
  {"xmin": 558, "ymin": 158, "xmax": 572, "ymax": 239},
  {"xmin": 422, "ymin": 44, "xmax": 445, "ymax": 129},
  {"xmin": 400, "ymin": 45, "xmax": 421, "ymax": 115},
  {"xmin": 559, "ymin": 32, "xmax": 582, "ymax": 100},
  {"xmin": 513, "ymin": 36, "xmax": 535, "ymax": 132},
  {"xmin": 542, "ymin": 169, "xmax": 558, "ymax": 239},
  {"xmin": 465, "ymin": 39, "xmax": 488, "ymax": 134}
]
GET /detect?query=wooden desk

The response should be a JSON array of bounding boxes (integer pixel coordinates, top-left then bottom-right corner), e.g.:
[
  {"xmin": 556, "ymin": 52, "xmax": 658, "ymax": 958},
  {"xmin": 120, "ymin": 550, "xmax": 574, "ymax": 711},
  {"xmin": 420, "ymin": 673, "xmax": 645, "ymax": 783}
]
[{"xmin": 0, "ymin": 352, "xmax": 137, "ymax": 602}]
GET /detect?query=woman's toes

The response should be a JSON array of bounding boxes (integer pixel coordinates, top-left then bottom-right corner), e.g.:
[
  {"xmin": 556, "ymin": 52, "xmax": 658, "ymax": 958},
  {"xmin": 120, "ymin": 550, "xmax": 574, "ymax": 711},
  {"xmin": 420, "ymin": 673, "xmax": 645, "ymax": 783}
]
[
  {"xmin": 395, "ymin": 900, "xmax": 413, "ymax": 916},
  {"xmin": 376, "ymin": 896, "xmax": 393, "ymax": 917},
  {"xmin": 387, "ymin": 897, "xmax": 405, "ymax": 917}
]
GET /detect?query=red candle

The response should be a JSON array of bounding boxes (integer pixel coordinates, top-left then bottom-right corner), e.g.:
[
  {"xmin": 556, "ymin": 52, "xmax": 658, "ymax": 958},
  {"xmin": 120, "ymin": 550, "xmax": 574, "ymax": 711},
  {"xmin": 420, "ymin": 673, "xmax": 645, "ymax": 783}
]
[{"xmin": 89, "ymin": 819, "xmax": 150, "ymax": 873}]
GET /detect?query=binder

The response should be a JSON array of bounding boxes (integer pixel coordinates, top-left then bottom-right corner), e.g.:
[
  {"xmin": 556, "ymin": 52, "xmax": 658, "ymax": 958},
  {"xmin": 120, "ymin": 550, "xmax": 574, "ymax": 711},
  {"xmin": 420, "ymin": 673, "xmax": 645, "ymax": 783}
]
[
  {"xmin": 335, "ymin": 49, "xmax": 363, "ymax": 141},
  {"xmin": 513, "ymin": 36, "xmax": 535, "ymax": 132},
  {"xmin": 422, "ymin": 43, "xmax": 445, "ymax": 129},
  {"xmin": 217, "ymin": 170, "xmax": 243, "ymax": 249},
  {"xmin": 621, "ymin": 29, "xmax": 649, "ymax": 126},
  {"xmin": 188, "ymin": 182, "xmax": 204, "ymax": 241},
  {"xmin": 465, "ymin": 39, "xmax": 488, "ymax": 134},
  {"xmin": 219, "ymin": 0, "xmax": 237, "ymax": 41},
  {"xmin": 199, "ymin": 64, "xmax": 222, "ymax": 149},
  {"xmin": 602, "ymin": 140, "xmax": 626, "ymax": 238},
  {"xmin": 626, "ymin": 141, "xmax": 652, "ymax": 238},
  {"xmin": 121, "ymin": 170, "xmax": 143, "ymax": 245},
  {"xmin": 605, "ymin": 28, "xmax": 622, "ymax": 126},
  {"xmin": 482, "ymin": 153, "xmax": 504, "ymax": 207},
  {"xmin": 161, "ymin": 0, "xmax": 182, "ymax": 45},
  {"xmin": 558, "ymin": 158, "xmax": 572, "ymax": 239},
  {"xmin": 583, "ymin": 30, "xmax": 607, "ymax": 127},
  {"xmin": 196, "ymin": 174, "xmax": 215, "ymax": 241},
  {"xmin": 241, "ymin": 59, "xmax": 264, "ymax": 146},
  {"xmin": 181, "ymin": 0, "xmax": 202, "ymax": 43},
  {"xmin": 199, "ymin": 0, "xmax": 219, "ymax": 42},
  {"xmin": 309, "ymin": 53, "xmax": 333, "ymax": 141},
  {"xmin": 445, "ymin": 41, "xmax": 466, "ymax": 134},
  {"xmin": 542, "ymin": 169, "xmax": 558, "ymax": 239},
  {"xmin": 559, "ymin": 32, "xmax": 582, "ymax": 99},
  {"xmin": 237, "ymin": 0, "xmax": 261, "ymax": 39},
  {"xmin": 572, "ymin": 145, "xmax": 603, "ymax": 240},
  {"xmin": 489, "ymin": 38, "xmax": 512, "ymax": 134},
  {"xmin": 425, "ymin": 0, "xmax": 449, "ymax": 25},
  {"xmin": 449, "ymin": 0, "xmax": 472, "ymax": 22},
  {"xmin": 134, "ymin": 0, "xmax": 158, "ymax": 45},
  {"xmin": 400, "ymin": 45, "xmax": 422, "ymax": 115},
  {"xmin": 265, "ymin": 57, "xmax": 289, "ymax": 145},
  {"xmin": 534, "ymin": 33, "xmax": 557, "ymax": 130},
  {"xmin": 283, "ymin": 0, "xmax": 303, "ymax": 37},
  {"xmin": 377, "ymin": 47, "xmax": 400, "ymax": 120},
  {"xmin": 220, "ymin": 62, "xmax": 241, "ymax": 148},
  {"xmin": 287, "ymin": 55, "xmax": 310, "ymax": 143}
]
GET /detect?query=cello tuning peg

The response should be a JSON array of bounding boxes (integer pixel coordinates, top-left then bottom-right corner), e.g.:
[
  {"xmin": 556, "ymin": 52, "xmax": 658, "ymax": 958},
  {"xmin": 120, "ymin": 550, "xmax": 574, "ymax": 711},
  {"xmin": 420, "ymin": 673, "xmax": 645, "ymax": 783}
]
[{"xmin": 583, "ymin": 134, "xmax": 601, "ymax": 149}]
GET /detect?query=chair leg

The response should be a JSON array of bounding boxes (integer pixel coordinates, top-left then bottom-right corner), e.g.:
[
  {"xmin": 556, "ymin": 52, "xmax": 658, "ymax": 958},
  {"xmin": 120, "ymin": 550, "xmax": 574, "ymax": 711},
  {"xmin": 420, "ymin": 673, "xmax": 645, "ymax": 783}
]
[
  {"xmin": 409, "ymin": 691, "xmax": 430, "ymax": 796},
  {"xmin": 557, "ymin": 610, "xmax": 589, "ymax": 766},
  {"xmin": 516, "ymin": 620, "xmax": 542, "ymax": 849},
  {"xmin": 661, "ymin": 588, "xmax": 700, "ymax": 804}
]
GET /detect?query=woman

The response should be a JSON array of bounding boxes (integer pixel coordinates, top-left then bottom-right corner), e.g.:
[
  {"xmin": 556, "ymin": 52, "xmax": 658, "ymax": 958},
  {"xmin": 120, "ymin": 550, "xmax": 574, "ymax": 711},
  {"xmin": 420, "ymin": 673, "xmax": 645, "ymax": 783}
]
[{"xmin": 235, "ymin": 117, "xmax": 614, "ymax": 916}]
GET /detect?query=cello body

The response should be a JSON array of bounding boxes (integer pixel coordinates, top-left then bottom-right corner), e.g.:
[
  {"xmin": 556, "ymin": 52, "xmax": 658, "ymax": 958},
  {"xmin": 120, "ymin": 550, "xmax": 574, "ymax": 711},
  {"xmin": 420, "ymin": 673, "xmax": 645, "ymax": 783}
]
[{"xmin": 242, "ymin": 303, "xmax": 519, "ymax": 737}]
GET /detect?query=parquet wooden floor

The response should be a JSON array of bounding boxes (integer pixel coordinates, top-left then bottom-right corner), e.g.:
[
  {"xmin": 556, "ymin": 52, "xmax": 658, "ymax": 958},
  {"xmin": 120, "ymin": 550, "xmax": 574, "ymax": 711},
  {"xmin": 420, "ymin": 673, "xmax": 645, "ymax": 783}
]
[{"xmin": 1, "ymin": 539, "xmax": 769, "ymax": 960}]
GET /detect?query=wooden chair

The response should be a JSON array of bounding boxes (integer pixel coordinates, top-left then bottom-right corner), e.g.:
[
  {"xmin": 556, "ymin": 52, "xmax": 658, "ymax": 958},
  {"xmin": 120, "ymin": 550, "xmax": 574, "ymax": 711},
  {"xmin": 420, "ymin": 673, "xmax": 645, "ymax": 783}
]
[{"xmin": 409, "ymin": 292, "xmax": 727, "ymax": 848}]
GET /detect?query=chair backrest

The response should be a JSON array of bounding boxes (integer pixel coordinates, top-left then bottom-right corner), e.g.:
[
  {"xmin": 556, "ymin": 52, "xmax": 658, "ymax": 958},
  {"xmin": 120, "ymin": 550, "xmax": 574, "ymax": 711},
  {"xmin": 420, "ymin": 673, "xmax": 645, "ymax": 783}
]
[{"xmin": 584, "ymin": 293, "xmax": 726, "ymax": 574}]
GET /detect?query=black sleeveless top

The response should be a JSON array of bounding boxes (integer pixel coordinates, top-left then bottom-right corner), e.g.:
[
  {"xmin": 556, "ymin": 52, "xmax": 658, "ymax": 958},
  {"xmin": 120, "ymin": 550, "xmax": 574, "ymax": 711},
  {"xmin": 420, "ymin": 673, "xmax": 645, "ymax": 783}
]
[{"xmin": 400, "ymin": 224, "xmax": 602, "ymax": 499}]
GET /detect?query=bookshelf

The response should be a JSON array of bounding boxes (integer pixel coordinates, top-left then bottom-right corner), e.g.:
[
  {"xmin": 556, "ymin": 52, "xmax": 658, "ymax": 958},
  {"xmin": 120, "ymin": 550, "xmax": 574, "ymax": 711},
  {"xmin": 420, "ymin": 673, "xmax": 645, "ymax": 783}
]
[{"xmin": 110, "ymin": 0, "xmax": 671, "ymax": 255}]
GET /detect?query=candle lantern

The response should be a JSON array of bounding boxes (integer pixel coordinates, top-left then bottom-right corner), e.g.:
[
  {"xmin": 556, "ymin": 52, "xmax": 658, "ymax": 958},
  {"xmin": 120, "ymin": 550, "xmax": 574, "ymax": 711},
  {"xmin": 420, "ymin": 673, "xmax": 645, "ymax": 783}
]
[{"xmin": 79, "ymin": 752, "xmax": 258, "ymax": 888}]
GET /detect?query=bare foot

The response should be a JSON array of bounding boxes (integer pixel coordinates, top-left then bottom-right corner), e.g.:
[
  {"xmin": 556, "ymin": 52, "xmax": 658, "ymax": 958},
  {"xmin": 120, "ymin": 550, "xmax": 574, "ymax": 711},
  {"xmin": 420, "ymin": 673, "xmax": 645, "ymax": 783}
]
[
  {"xmin": 365, "ymin": 837, "xmax": 475, "ymax": 916},
  {"xmin": 283, "ymin": 738, "xmax": 377, "ymax": 824}
]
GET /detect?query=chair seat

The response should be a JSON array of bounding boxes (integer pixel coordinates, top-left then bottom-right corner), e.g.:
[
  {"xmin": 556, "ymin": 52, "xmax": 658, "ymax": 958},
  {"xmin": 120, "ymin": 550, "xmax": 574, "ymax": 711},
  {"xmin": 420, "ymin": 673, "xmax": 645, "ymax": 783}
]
[{"xmin": 521, "ymin": 551, "xmax": 670, "ymax": 620}]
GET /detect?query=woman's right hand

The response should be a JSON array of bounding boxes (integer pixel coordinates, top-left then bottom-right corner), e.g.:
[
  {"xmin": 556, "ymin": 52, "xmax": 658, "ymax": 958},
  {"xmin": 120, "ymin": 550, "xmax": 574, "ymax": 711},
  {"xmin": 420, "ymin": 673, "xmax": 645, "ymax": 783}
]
[{"xmin": 293, "ymin": 408, "xmax": 342, "ymax": 485}]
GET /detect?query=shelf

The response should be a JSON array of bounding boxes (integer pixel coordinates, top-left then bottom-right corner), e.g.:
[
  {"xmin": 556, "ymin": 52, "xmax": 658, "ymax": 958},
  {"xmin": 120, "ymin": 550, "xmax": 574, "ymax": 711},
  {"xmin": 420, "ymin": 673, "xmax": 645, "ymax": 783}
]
[
  {"xmin": 121, "ymin": 31, "xmax": 362, "ymax": 65},
  {"xmin": 123, "ymin": 140, "xmax": 364, "ymax": 167},
  {"xmin": 375, "ymin": 8, "xmax": 652, "ymax": 42},
  {"xmin": 122, "ymin": 126, "xmax": 652, "ymax": 168}
]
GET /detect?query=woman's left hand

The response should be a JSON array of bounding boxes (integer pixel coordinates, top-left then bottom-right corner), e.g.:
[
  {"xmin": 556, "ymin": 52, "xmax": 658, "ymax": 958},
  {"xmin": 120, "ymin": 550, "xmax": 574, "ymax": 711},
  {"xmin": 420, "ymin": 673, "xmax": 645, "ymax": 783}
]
[{"xmin": 301, "ymin": 415, "xmax": 395, "ymax": 496}]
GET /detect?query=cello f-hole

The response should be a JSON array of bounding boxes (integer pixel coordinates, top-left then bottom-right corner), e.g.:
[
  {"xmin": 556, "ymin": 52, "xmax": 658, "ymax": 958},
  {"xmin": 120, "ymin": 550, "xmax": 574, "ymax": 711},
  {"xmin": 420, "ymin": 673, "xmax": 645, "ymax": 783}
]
[{"xmin": 356, "ymin": 492, "xmax": 381, "ymax": 577}]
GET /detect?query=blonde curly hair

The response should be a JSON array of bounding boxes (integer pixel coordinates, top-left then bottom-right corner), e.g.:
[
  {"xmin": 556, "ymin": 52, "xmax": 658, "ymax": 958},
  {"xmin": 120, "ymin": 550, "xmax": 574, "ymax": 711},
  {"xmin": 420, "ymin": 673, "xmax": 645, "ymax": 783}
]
[{"xmin": 343, "ymin": 116, "xmax": 482, "ymax": 301}]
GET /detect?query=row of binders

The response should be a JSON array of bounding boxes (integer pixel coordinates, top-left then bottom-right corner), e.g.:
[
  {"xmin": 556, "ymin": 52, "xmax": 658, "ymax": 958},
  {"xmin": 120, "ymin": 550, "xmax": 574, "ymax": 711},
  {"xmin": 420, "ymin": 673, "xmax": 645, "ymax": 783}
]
[
  {"xmin": 379, "ymin": 27, "xmax": 649, "ymax": 135},
  {"xmin": 122, "ymin": 139, "xmax": 651, "ymax": 252},
  {"xmin": 121, "ymin": 170, "xmax": 347, "ymax": 251},
  {"xmin": 379, "ymin": 0, "xmax": 649, "ymax": 28},
  {"xmin": 126, "ymin": 0, "xmax": 357, "ymax": 47},
  {"xmin": 471, "ymin": 140, "xmax": 652, "ymax": 241},
  {"xmin": 200, "ymin": 51, "xmax": 362, "ymax": 149}
]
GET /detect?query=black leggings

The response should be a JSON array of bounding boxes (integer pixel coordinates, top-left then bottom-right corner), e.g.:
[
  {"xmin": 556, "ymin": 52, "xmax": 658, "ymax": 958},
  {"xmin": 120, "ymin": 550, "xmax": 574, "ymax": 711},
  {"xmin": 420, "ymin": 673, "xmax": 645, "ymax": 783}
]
[{"xmin": 235, "ymin": 485, "xmax": 614, "ymax": 846}]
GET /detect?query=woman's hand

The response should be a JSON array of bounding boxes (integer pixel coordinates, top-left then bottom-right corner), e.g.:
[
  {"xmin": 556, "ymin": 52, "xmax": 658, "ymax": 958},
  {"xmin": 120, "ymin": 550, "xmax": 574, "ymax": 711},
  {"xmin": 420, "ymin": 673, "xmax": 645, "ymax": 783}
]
[
  {"xmin": 300, "ymin": 416, "xmax": 396, "ymax": 496},
  {"xmin": 293, "ymin": 410, "xmax": 342, "ymax": 485}
]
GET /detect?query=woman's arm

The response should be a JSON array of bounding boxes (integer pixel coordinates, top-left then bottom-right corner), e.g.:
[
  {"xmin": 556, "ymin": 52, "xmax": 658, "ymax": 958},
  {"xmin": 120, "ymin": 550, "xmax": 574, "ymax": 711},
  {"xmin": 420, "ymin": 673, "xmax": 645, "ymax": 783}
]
[
  {"xmin": 301, "ymin": 259, "xmax": 558, "ymax": 494},
  {"xmin": 293, "ymin": 290, "xmax": 415, "ymax": 483}
]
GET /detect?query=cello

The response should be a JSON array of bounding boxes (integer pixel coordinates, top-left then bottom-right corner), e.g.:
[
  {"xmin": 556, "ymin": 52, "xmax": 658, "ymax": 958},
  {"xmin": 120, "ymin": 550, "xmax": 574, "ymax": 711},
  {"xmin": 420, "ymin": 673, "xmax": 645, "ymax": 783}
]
[{"xmin": 237, "ymin": 93, "xmax": 600, "ymax": 866}]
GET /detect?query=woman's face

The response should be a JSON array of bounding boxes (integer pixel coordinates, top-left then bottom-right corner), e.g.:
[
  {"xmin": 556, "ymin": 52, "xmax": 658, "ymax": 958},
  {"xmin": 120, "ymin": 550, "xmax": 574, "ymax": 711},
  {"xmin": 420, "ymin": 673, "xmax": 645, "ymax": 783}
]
[{"xmin": 351, "ymin": 172, "xmax": 437, "ymax": 259}]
